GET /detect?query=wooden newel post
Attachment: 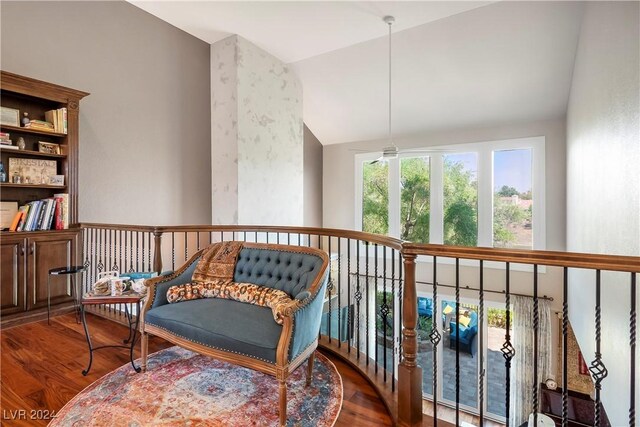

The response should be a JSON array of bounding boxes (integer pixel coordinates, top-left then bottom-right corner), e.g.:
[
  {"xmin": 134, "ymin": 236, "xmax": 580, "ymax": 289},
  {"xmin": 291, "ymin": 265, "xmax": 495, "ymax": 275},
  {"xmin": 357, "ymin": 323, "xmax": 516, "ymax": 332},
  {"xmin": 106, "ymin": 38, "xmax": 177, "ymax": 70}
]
[
  {"xmin": 153, "ymin": 230, "xmax": 163, "ymax": 274},
  {"xmin": 398, "ymin": 252, "xmax": 423, "ymax": 426}
]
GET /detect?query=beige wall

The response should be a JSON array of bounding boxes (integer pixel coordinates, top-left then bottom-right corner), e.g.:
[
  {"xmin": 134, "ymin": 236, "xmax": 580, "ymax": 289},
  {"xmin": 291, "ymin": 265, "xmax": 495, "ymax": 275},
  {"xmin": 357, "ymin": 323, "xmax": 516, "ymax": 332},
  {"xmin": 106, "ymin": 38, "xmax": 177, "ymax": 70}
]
[
  {"xmin": 566, "ymin": 2, "xmax": 640, "ymax": 424},
  {"xmin": 304, "ymin": 125, "xmax": 323, "ymax": 227},
  {"xmin": 0, "ymin": 1, "xmax": 212, "ymax": 226}
]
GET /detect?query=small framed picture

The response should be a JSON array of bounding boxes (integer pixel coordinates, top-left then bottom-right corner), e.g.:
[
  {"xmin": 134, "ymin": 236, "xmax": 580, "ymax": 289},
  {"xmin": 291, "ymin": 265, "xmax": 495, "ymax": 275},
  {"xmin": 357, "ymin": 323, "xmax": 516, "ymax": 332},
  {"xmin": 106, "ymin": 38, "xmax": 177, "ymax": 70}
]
[
  {"xmin": 49, "ymin": 175, "xmax": 64, "ymax": 186},
  {"xmin": 0, "ymin": 107, "xmax": 20, "ymax": 126},
  {"xmin": 38, "ymin": 141, "xmax": 61, "ymax": 154}
]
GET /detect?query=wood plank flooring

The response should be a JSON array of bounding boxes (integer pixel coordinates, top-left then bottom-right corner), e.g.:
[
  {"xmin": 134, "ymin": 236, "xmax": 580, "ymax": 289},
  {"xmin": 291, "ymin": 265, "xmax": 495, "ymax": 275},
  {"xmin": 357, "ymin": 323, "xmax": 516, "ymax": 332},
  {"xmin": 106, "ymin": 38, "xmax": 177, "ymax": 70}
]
[{"xmin": 1, "ymin": 313, "xmax": 392, "ymax": 426}]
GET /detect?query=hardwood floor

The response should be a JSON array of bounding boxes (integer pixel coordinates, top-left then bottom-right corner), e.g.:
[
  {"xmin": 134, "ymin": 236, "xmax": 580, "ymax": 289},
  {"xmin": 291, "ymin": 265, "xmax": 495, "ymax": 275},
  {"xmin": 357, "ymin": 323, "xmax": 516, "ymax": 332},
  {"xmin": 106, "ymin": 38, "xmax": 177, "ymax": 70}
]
[{"xmin": 1, "ymin": 313, "xmax": 392, "ymax": 426}]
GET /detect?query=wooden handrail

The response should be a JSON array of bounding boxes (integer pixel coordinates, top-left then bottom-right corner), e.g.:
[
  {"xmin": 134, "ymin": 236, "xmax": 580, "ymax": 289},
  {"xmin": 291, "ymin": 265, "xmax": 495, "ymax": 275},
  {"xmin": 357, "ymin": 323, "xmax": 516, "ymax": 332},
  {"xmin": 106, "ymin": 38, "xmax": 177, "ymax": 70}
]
[{"xmin": 402, "ymin": 243, "xmax": 640, "ymax": 273}]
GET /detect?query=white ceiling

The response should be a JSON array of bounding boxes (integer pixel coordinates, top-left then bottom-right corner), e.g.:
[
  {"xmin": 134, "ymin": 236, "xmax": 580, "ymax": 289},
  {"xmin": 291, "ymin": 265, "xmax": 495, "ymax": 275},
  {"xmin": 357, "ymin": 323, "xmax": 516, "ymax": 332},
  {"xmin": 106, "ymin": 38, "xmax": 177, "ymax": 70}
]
[
  {"xmin": 130, "ymin": 1, "xmax": 585, "ymax": 146},
  {"xmin": 129, "ymin": 1, "xmax": 492, "ymax": 63}
]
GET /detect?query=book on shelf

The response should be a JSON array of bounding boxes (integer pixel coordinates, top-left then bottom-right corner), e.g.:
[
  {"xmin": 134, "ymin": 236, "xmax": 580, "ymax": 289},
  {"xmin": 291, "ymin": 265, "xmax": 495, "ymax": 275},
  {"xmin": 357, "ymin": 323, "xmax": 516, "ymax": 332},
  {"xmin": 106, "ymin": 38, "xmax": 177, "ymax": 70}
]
[
  {"xmin": 44, "ymin": 108, "xmax": 68, "ymax": 134},
  {"xmin": 1, "ymin": 144, "xmax": 18, "ymax": 150},
  {"xmin": 9, "ymin": 211, "xmax": 24, "ymax": 232},
  {"xmin": 54, "ymin": 193, "xmax": 69, "ymax": 229},
  {"xmin": 0, "ymin": 132, "xmax": 10, "ymax": 138},
  {"xmin": 7, "ymin": 194, "xmax": 69, "ymax": 232}
]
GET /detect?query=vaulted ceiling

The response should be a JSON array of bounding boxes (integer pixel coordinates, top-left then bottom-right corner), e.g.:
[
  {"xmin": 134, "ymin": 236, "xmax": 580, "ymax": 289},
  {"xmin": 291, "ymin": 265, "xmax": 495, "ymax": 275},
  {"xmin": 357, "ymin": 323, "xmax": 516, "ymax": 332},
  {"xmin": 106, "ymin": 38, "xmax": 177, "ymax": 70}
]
[{"xmin": 130, "ymin": 1, "xmax": 584, "ymax": 145}]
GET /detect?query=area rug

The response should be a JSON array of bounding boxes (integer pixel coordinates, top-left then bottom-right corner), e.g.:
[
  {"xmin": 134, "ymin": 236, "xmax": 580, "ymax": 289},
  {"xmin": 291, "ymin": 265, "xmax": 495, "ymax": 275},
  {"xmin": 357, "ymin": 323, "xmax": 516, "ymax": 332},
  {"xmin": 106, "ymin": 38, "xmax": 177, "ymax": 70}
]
[{"xmin": 50, "ymin": 346, "xmax": 343, "ymax": 426}]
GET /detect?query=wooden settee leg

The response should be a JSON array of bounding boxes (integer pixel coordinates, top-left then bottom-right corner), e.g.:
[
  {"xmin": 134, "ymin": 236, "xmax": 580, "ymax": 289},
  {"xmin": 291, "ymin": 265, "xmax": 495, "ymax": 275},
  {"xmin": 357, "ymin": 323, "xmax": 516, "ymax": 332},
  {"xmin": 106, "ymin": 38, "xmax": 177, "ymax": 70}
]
[
  {"xmin": 141, "ymin": 332, "xmax": 148, "ymax": 372},
  {"xmin": 306, "ymin": 351, "xmax": 315, "ymax": 386},
  {"xmin": 279, "ymin": 379, "xmax": 287, "ymax": 426}
]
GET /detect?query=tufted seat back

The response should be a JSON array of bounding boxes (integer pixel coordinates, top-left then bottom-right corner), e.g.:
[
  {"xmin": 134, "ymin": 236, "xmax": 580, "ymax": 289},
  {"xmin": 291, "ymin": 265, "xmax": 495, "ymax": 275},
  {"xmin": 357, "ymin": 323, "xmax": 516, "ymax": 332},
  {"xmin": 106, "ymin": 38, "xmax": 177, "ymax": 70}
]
[{"xmin": 233, "ymin": 247, "xmax": 325, "ymax": 298}]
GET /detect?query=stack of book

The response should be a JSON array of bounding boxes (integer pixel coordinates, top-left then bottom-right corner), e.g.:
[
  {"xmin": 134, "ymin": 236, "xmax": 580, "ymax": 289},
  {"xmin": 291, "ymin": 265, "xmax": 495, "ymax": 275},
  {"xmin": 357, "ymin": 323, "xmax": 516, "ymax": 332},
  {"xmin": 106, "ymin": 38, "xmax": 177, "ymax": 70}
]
[
  {"xmin": 24, "ymin": 120, "xmax": 54, "ymax": 132},
  {"xmin": 8, "ymin": 193, "xmax": 69, "ymax": 232},
  {"xmin": 0, "ymin": 132, "xmax": 17, "ymax": 149},
  {"xmin": 44, "ymin": 108, "xmax": 67, "ymax": 134}
]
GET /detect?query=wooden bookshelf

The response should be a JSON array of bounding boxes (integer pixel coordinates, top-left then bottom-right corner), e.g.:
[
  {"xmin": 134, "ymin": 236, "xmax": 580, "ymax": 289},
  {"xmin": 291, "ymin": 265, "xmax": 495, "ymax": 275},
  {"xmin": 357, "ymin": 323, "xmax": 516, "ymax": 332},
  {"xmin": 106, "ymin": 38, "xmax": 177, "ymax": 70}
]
[{"xmin": 0, "ymin": 70, "xmax": 89, "ymax": 324}]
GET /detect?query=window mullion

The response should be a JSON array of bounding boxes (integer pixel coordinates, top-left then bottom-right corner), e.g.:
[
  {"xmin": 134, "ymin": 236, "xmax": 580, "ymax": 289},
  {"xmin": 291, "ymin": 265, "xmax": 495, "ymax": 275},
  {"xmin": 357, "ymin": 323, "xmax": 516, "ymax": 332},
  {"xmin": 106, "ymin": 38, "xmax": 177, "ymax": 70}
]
[
  {"xmin": 388, "ymin": 158, "xmax": 400, "ymax": 239},
  {"xmin": 430, "ymin": 154, "xmax": 444, "ymax": 244},
  {"xmin": 477, "ymin": 149, "xmax": 493, "ymax": 247}
]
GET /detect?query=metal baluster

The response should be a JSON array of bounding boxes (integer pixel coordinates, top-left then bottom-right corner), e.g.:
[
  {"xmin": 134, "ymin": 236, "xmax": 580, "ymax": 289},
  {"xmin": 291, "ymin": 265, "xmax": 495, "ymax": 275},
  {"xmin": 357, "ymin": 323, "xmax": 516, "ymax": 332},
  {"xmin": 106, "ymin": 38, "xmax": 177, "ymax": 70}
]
[
  {"xmin": 398, "ymin": 251, "xmax": 403, "ymax": 360},
  {"xmin": 185, "ymin": 232, "xmax": 188, "ymax": 263},
  {"xmin": 502, "ymin": 262, "xmax": 515, "ymax": 427},
  {"xmin": 347, "ymin": 238, "xmax": 352, "ymax": 354},
  {"xmin": 308, "ymin": 233, "xmax": 311, "ymax": 247},
  {"xmin": 563, "ymin": 267, "xmax": 569, "ymax": 427},
  {"xmin": 382, "ymin": 246, "xmax": 388, "ymax": 380},
  {"xmin": 533, "ymin": 264, "xmax": 539, "ymax": 425},
  {"xmin": 277, "ymin": 232, "xmax": 280, "ymax": 244},
  {"xmin": 431, "ymin": 256, "xmax": 440, "ymax": 424},
  {"xmin": 136, "ymin": 232, "xmax": 140, "ymax": 272},
  {"xmin": 197, "ymin": 231, "xmax": 200, "ymax": 251},
  {"xmin": 148, "ymin": 232, "xmax": 152, "ymax": 271},
  {"xmin": 338, "ymin": 237, "xmax": 342, "ymax": 348},
  {"xmin": 589, "ymin": 270, "xmax": 607, "ymax": 426},
  {"xmin": 391, "ymin": 249, "xmax": 396, "ymax": 392},
  {"xmin": 479, "ymin": 260, "xmax": 485, "ymax": 424},
  {"xmin": 287, "ymin": 233, "xmax": 290, "ymax": 245},
  {"xmin": 97, "ymin": 228, "xmax": 104, "ymax": 274},
  {"xmin": 356, "ymin": 240, "xmax": 361, "ymax": 358},
  {"xmin": 631, "ymin": 272, "xmax": 636, "ymax": 427},
  {"xmin": 327, "ymin": 237, "xmax": 333, "ymax": 341},
  {"xmin": 374, "ymin": 243, "xmax": 379, "ymax": 372},
  {"xmin": 129, "ymin": 230, "xmax": 134, "ymax": 272},
  {"xmin": 455, "ymin": 258, "xmax": 460, "ymax": 425},
  {"xmin": 266, "ymin": 231, "xmax": 269, "ymax": 244},
  {"xmin": 171, "ymin": 232, "xmax": 175, "ymax": 271},
  {"xmin": 366, "ymin": 243, "xmax": 370, "ymax": 365}
]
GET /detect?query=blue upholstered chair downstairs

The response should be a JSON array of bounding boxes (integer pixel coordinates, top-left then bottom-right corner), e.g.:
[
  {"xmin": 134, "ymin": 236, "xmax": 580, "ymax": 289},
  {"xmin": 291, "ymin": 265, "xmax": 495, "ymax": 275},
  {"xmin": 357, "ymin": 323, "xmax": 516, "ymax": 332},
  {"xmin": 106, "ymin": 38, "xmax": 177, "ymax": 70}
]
[
  {"xmin": 140, "ymin": 243, "xmax": 329, "ymax": 426},
  {"xmin": 449, "ymin": 310, "xmax": 479, "ymax": 357}
]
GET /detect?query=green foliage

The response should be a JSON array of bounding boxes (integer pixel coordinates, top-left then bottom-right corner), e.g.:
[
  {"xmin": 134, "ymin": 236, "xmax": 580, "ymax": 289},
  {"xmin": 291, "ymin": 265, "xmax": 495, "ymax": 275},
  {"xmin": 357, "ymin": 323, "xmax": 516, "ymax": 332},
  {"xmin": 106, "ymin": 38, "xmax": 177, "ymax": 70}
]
[
  {"xmin": 493, "ymin": 195, "xmax": 530, "ymax": 247},
  {"xmin": 362, "ymin": 162, "xmax": 389, "ymax": 235},
  {"xmin": 400, "ymin": 158, "xmax": 430, "ymax": 242},
  {"xmin": 443, "ymin": 159, "xmax": 478, "ymax": 246},
  {"xmin": 417, "ymin": 315, "xmax": 432, "ymax": 340},
  {"xmin": 497, "ymin": 185, "xmax": 519, "ymax": 197},
  {"xmin": 487, "ymin": 308, "xmax": 514, "ymax": 328}
]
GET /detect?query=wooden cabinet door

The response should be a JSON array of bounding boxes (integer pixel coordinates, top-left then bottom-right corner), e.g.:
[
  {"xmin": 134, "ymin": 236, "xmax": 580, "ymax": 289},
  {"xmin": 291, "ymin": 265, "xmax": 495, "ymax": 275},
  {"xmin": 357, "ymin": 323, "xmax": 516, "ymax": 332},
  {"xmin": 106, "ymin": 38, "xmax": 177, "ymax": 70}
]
[
  {"xmin": 26, "ymin": 232, "xmax": 79, "ymax": 310},
  {"xmin": 1, "ymin": 237, "xmax": 26, "ymax": 315}
]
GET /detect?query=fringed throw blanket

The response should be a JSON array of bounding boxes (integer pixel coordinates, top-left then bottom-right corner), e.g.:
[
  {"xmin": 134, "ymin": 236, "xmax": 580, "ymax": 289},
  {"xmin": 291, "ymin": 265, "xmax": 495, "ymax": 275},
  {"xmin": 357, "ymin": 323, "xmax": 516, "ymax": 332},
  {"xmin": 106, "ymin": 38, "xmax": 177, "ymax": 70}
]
[
  {"xmin": 167, "ymin": 282, "xmax": 296, "ymax": 324},
  {"xmin": 192, "ymin": 241, "xmax": 244, "ymax": 283},
  {"xmin": 166, "ymin": 241, "xmax": 300, "ymax": 325}
]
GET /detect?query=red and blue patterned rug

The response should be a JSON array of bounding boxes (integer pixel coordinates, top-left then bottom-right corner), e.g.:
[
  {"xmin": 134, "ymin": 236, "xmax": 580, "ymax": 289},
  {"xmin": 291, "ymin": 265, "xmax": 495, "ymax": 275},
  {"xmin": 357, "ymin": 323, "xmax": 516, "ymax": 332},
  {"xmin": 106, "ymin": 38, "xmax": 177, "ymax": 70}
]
[{"xmin": 51, "ymin": 346, "xmax": 343, "ymax": 426}]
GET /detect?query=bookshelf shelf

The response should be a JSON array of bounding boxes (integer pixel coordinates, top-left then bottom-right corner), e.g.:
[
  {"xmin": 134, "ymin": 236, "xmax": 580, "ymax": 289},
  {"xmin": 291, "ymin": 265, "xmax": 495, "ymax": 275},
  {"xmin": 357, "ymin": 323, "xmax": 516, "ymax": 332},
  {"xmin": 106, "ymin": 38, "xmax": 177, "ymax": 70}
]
[
  {"xmin": 0, "ymin": 147, "xmax": 67, "ymax": 159},
  {"xmin": 0, "ymin": 183, "xmax": 67, "ymax": 190},
  {"xmin": 1, "ymin": 124, "xmax": 67, "ymax": 138}
]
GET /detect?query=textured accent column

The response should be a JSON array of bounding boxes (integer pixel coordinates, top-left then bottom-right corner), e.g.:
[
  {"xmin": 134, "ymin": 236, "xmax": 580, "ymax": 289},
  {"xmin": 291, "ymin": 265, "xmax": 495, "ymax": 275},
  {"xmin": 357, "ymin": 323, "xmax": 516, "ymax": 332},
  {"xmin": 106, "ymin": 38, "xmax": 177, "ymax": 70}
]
[
  {"xmin": 398, "ymin": 253, "xmax": 423, "ymax": 426},
  {"xmin": 211, "ymin": 35, "xmax": 303, "ymax": 226}
]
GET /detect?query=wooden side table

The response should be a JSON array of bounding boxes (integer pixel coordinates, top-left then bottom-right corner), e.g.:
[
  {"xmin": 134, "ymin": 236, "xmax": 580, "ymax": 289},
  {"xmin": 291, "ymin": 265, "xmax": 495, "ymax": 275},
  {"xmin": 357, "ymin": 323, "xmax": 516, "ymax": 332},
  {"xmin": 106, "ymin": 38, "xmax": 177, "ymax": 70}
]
[{"xmin": 80, "ymin": 293, "xmax": 143, "ymax": 376}]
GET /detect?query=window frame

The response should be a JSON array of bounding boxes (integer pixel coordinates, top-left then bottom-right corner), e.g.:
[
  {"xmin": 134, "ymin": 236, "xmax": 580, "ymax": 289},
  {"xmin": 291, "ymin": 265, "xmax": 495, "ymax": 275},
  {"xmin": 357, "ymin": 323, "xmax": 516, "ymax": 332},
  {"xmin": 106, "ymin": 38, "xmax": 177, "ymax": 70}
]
[{"xmin": 355, "ymin": 136, "xmax": 546, "ymax": 251}]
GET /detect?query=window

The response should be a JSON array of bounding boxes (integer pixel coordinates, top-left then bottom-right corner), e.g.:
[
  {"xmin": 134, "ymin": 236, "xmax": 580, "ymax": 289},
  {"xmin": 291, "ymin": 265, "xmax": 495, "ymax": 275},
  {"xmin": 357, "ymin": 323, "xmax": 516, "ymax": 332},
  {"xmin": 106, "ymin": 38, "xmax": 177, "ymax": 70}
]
[
  {"xmin": 356, "ymin": 137, "xmax": 545, "ymax": 249},
  {"xmin": 493, "ymin": 149, "xmax": 533, "ymax": 249},
  {"xmin": 400, "ymin": 157, "xmax": 430, "ymax": 243},
  {"xmin": 362, "ymin": 161, "xmax": 388, "ymax": 235},
  {"xmin": 443, "ymin": 153, "xmax": 478, "ymax": 246}
]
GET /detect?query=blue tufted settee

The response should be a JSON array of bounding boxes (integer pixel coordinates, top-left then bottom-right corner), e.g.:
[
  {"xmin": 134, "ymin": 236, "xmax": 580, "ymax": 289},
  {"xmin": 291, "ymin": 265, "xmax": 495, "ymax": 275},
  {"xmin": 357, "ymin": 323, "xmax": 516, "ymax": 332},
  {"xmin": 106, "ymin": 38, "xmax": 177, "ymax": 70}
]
[{"xmin": 140, "ymin": 243, "xmax": 329, "ymax": 426}]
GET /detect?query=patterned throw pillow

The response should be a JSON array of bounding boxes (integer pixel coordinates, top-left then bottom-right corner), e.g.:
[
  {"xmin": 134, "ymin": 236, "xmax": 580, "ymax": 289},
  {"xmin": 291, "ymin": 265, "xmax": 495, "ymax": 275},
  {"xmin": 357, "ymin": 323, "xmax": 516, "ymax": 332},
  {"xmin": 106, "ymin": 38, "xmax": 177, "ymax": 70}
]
[{"xmin": 167, "ymin": 282, "xmax": 298, "ymax": 324}]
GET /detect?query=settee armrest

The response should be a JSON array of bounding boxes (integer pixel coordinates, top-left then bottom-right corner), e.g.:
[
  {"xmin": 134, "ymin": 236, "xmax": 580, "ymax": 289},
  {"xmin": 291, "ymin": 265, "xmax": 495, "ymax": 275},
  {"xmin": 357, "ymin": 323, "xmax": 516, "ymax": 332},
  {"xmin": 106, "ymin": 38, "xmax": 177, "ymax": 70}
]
[
  {"xmin": 287, "ymin": 271, "xmax": 329, "ymax": 362},
  {"xmin": 143, "ymin": 249, "xmax": 204, "ymax": 310}
]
